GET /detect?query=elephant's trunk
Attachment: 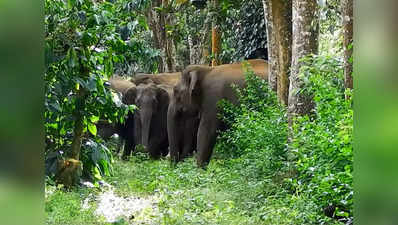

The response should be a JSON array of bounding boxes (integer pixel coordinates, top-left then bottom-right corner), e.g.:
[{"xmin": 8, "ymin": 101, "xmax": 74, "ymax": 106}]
[{"xmin": 140, "ymin": 106, "xmax": 152, "ymax": 151}]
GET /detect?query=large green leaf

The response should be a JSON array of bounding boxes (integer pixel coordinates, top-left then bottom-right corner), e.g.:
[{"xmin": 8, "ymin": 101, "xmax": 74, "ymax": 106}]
[{"xmin": 87, "ymin": 122, "xmax": 97, "ymax": 136}]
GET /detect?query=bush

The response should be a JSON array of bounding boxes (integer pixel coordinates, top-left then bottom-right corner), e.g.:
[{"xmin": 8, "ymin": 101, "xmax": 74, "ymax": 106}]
[
  {"xmin": 290, "ymin": 55, "xmax": 353, "ymax": 221},
  {"xmin": 80, "ymin": 139, "xmax": 114, "ymax": 181},
  {"xmin": 216, "ymin": 61, "xmax": 288, "ymax": 179},
  {"xmin": 216, "ymin": 58, "xmax": 352, "ymax": 223}
]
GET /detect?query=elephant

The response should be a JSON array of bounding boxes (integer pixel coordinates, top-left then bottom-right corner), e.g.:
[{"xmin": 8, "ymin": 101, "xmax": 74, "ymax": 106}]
[
  {"xmin": 95, "ymin": 113, "xmax": 136, "ymax": 159},
  {"xmin": 131, "ymin": 72, "xmax": 180, "ymax": 86},
  {"xmin": 122, "ymin": 83, "xmax": 171, "ymax": 158},
  {"xmin": 167, "ymin": 59, "xmax": 269, "ymax": 167},
  {"xmin": 167, "ymin": 89, "xmax": 200, "ymax": 163},
  {"xmin": 109, "ymin": 73, "xmax": 181, "ymax": 159}
]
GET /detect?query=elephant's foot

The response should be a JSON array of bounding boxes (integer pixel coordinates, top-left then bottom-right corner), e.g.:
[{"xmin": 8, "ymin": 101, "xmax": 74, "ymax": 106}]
[
  {"xmin": 160, "ymin": 148, "xmax": 169, "ymax": 157},
  {"xmin": 121, "ymin": 155, "xmax": 130, "ymax": 161}
]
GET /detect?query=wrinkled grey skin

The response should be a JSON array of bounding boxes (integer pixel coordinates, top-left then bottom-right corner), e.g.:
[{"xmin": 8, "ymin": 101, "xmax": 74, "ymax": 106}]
[
  {"xmin": 167, "ymin": 88, "xmax": 199, "ymax": 163},
  {"xmin": 168, "ymin": 60, "xmax": 268, "ymax": 167},
  {"xmin": 123, "ymin": 83, "xmax": 170, "ymax": 158}
]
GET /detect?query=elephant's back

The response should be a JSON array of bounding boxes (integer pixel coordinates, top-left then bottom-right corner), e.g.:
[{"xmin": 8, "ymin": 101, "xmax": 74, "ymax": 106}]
[
  {"xmin": 202, "ymin": 59, "xmax": 269, "ymax": 103},
  {"xmin": 133, "ymin": 72, "xmax": 181, "ymax": 86}
]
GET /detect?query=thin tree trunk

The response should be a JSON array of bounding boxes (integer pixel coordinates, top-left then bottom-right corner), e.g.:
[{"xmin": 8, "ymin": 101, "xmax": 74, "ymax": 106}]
[
  {"xmin": 147, "ymin": 0, "xmax": 176, "ymax": 72},
  {"xmin": 262, "ymin": 0, "xmax": 278, "ymax": 91},
  {"xmin": 271, "ymin": 0, "xmax": 292, "ymax": 105},
  {"xmin": 69, "ymin": 56, "xmax": 90, "ymax": 160},
  {"xmin": 211, "ymin": 0, "xmax": 220, "ymax": 66},
  {"xmin": 263, "ymin": 0, "xmax": 292, "ymax": 105},
  {"xmin": 188, "ymin": 18, "xmax": 210, "ymax": 65},
  {"xmin": 188, "ymin": 34, "xmax": 202, "ymax": 64},
  {"xmin": 69, "ymin": 88, "xmax": 86, "ymax": 160},
  {"xmin": 200, "ymin": 15, "xmax": 211, "ymax": 65},
  {"xmin": 342, "ymin": 0, "xmax": 353, "ymax": 96},
  {"xmin": 288, "ymin": 0, "xmax": 319, "ymax": 121},
  {"xmin": 164, "ymin": 2, "xmax": 176, "ymax": 72}
]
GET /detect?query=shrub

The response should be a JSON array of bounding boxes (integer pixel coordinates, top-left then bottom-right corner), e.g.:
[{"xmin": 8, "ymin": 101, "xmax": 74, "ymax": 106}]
[
  {"xmin": 80, "ymin": 139, "xmax": 114, "ymax": 181},
  {"xmin": 291, "ymin": 55, "xmax": 353, "ymax": 221},
  {"xmin": 216, "ymin": 61, "xmax": 288, "ymax": 178}
]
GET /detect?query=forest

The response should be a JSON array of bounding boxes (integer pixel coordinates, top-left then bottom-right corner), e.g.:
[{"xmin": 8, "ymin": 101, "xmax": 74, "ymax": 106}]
[{"xmin": 44, "ymin": 0, "xmax": 353, "ymax": 224}]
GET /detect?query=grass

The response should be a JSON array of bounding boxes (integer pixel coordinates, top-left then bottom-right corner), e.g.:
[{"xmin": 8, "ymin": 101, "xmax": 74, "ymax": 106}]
[
  {"xmin": 45, "ymin": 151, "xmax": 342, "ymax": 225},
  {"xmin": 45, "ymin": 184, "xmax": 104, "ymax": 224}
]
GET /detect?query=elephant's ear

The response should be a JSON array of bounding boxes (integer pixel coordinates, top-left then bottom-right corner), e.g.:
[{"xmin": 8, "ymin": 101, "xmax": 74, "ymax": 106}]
[
  {"xmin": 122, "ymin": 86, "xmax": 137, "ymax": 105},
  {"xmin": 188, "ymin": 70, "xmax": 199, "ymax": 98}
]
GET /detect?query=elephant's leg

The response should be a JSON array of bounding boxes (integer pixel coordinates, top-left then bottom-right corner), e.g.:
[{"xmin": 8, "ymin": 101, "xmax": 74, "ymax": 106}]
[
  {"xmin": 147, "ymin": 138, "xmax": 163, "ymax": 160},
  {"xmin": 160, "ymin": 138, "xmax": 169, "ymax": 157},
  {"xmin": 181, "ymin": 145, "xmax": 192, "ymax": 161},
  {"xmin": 161, "ymin": 148, "xmax": 169, "ymax": 157},
  {"xmin": 122, "ymin": 137, "xmax": 135, "ymax": 160},
  {"xmin": 181, "ymin": 130, "xmax": 195, "ymax": 160},
  {"xmin": 168, "ymin": 120, "xmax": 181, "ymax": 163},
  {"xmin": 196, "ymin": 112, "xmax": 218, "ymax": 167},
  {"xmin": 116, "ymin": 137, "xmax": 124, "ymax": 155}
]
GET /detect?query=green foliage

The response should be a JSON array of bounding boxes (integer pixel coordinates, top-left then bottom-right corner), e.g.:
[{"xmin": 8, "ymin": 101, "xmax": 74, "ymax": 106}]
[
  {"xmin": 216, "ymin": 62, "xmax": 287, "ymax": 176},
  {"xmin": 215, "ymin": 59, "xmax": 352, "ymax": 223},
  {"xmin": 218, "ymin": 0, "xmax": 268, "ymax": 62},
  {"xmin": 81, "ymin": 139, "xmax": 114, "ymax": 181},
  {"xmin": 45, "ymin": 0, "xmax": 160, "ymax": 179},
  {"xmin": 319, "ymin": 0, "xmax": 342, "ymax": 34},
  {"xmin": 291, "ymin": 55, "xmax": 353, "ymax": 221}
]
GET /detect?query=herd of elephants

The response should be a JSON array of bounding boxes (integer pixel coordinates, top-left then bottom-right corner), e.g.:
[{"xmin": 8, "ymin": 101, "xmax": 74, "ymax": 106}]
[{"xmin": 100, "ymin": 59, "xmax": 268, "ymax": 167}]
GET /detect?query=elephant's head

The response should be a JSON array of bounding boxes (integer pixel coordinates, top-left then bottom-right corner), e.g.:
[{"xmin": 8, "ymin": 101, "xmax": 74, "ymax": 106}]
[
  {"xmin": 167, "ymin": 66, "xmax": 211, "ymax": 162},
  {"xmin": 123, "ymin": 83, "xmax": 170, "ymax": 155}
]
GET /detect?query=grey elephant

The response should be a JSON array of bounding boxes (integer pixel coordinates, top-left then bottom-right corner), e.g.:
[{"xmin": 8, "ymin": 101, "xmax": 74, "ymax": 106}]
[
  {"xmin": 109, "ymin": 73, "xmax": 181, "ymax": 159},
  {"xmin": 167, "ymin": 59, "xmax": 269, "ymax": 167},
  {"xmin": 122, "ymin": 83, "xmax": 171, "ymax": 158}
]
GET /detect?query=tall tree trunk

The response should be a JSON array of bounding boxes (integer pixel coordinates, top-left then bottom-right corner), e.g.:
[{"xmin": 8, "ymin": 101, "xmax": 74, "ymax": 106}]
[
  {"xmin": 341, "ymin": 0, "xmax": 353, "ymax": 96},
  {"xmin": 147, "ymin": 0, "xmax": 176, "ymax": 72},
  {"xmin": 69, "ymin": 56, "xmax": 90, "ymax": 160},
  {"xmin": 288, "ymin": 0, "xmax": 319, "ymax": 121},
  {"xmin": 262, "ymin": 0, "xmax": 278, "ymax": 91},
  {"xmin": 263, "ymin": 0, "xmax": 292, "ymax": 105},
  {"xmin": 211, "ymin": 0, "xmax": 220, "ymax": 66},
  {"xmin": 188, "ymin": 34, "xmax": 201, "ymax": 64},
  {"xmin": 187, "ymin": 12, "xmax": 211, "ymax": 65}
]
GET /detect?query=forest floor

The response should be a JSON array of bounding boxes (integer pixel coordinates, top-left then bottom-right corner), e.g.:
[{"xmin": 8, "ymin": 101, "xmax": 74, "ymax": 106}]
[{"xmin": 45, "ymin": 152, "xmax": 341, "ymax": 225}]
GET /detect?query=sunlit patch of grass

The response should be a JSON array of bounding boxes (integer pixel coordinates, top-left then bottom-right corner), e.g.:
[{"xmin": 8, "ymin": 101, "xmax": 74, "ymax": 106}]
[
  {"xmin": 103, "ymin": 154, "xmax": 340, "ymax": 225},
  {"xmin": 45, "ymin": 185, "xmax": 105, "ymax": 225},
  {"xmin": 46, "ymin": 139, "xmax": 342, "ymax": 225}
]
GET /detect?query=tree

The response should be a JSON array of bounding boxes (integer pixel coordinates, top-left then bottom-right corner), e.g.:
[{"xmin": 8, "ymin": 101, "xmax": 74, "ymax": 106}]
[
  {"xmin": 45, "ymin": 0, "xmax": 156, "ymax": 180},
  {"xmin": 185, "ymin": 5, "xmax": 211, "ymax": 65},
  {"xmin": 341, "ymin": 0, "xmax": 353, "ymax": 94},
  {"xmin": 147, "ymin": 0, "xmax": 177, "ymax": 72},
  {"xmin": 288, "ymin": 0, "xmax": 319, "ymax": 120},
  {"xmin": 211, "ymin": 0, "xmax": 221, "ymax": 66},
  {"xmin": 262, "ymin": 0, "xmax": 292, "ymax": 105}
]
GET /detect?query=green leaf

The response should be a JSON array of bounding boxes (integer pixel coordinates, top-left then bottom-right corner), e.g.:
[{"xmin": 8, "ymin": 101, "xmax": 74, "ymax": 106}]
[
  {"xmin": 93, "ymin": 167, "xmax": 102, "ymax": 180},
  {"xmin": 86, "ymin": 76, "xmax": 97, "ymax": 92},
  {"xmin": 88, "ymin": 122, "xmax": 97, "ymax": 136},
  {"xmin": 90, "ymin": 115, "xmax": 99, "ymax": 123},
  {"xmin": 128, "ymin": 105, "xmax": 137, "ymax": 113},
  {"xmin": 67, "ymin": 0, "xmax": 76, "ymax": 9},
  {"xmin": 67, "ymin": 48, "xmax": 78, "ymax": 68}
]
